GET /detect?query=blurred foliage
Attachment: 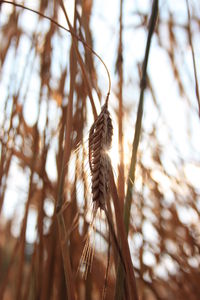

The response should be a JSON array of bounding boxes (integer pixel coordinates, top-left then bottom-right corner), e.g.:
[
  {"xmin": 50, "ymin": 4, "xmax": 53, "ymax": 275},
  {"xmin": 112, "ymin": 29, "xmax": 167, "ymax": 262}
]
[{"xmin": 0, "ymin": 0, "xmax": 200, "ymax": 299}]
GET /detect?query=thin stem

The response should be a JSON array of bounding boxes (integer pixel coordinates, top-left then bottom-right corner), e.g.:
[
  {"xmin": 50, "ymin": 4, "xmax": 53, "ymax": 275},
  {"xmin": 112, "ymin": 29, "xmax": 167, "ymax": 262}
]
[
  {"xmin": 185, "ymin": 0, "xmax": 200, "ymax": 116},
  {"xmin": 56, "ymin": 4, "xmax": 77, "ymax": 299},
  {"xmin": 102, "ymin": 228, "xmax": 111, "ymax": 300},
  {"xmin": 114, "ymin": 1, "xmax": 125, "ymax": 298},
  {"xmin": 117, "ymin": 0, "xmax": 125, "ymax": 208},
  {"xmin": 115, "ymin": 1, "xmax": 158, "ymax": 299},
  {"xmin": 0, "ymin": 0, "xmax": 111, "ymax": 99},
  {"xmin": 108, "ymin": 170, "xmax": 138, "ymax": 300},
  {"xmin": 58, "ymin": 0, "xmax": 97, "ymax": 118},
  {"xmin": 124, "ymin": 0, "xmax": 158, "ymax": 234}
]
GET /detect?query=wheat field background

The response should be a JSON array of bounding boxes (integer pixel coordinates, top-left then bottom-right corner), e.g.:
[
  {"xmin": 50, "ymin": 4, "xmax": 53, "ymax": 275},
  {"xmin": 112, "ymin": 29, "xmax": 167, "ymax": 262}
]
[{"xmin": 0, "ymin": 0, "xmax": 200, "ymax": 299}]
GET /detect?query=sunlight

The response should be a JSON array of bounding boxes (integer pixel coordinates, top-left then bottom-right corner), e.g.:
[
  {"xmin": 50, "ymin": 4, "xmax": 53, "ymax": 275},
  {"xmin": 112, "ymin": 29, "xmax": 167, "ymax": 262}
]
[{"xmin": 184, "ymin": 163, "xmax": 200, "ymax": 189}]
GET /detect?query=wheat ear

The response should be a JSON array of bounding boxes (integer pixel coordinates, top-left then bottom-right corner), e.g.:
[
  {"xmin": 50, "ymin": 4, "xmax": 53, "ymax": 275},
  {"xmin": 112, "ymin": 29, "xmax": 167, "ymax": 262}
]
[
  {"xmin": 79, "ymin": 99, "xmax": 113, "ymax": 277},
  {"xmin": 89, "ymin": 102, "xmax": 113, "ymax": 211}
]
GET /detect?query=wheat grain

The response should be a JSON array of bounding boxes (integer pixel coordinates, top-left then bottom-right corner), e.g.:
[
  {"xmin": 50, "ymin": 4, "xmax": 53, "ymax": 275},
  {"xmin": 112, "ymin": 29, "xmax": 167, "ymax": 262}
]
[
  {"xmin": 79, "ymin": 100, "xmax": 113, "ymax": 277},
  {"xmin": 89, "ymin": 102, "xmax": 113, "ymax": 211}
]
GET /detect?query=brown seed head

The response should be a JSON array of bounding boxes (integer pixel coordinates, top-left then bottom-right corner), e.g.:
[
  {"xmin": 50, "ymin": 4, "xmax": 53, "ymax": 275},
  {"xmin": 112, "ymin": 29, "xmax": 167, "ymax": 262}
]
[{"xmin": 89, "ymin": 103, "xmax": 113, "ymax": 210}]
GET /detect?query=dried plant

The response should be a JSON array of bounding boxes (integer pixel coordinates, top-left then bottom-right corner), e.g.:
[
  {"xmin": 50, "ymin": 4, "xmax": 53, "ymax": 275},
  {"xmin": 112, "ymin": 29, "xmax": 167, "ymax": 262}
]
[{"xmin": 0, "ymin": 0, "xmax": 200, "ymax": 300}]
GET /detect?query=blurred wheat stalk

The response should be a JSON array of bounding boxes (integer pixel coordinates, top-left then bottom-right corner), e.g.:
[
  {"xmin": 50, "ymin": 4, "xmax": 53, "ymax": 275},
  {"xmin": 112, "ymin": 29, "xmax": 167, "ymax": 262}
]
[{"xmin": 0, "ymin": 0, "xmax": 200, "ymax": 300}]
